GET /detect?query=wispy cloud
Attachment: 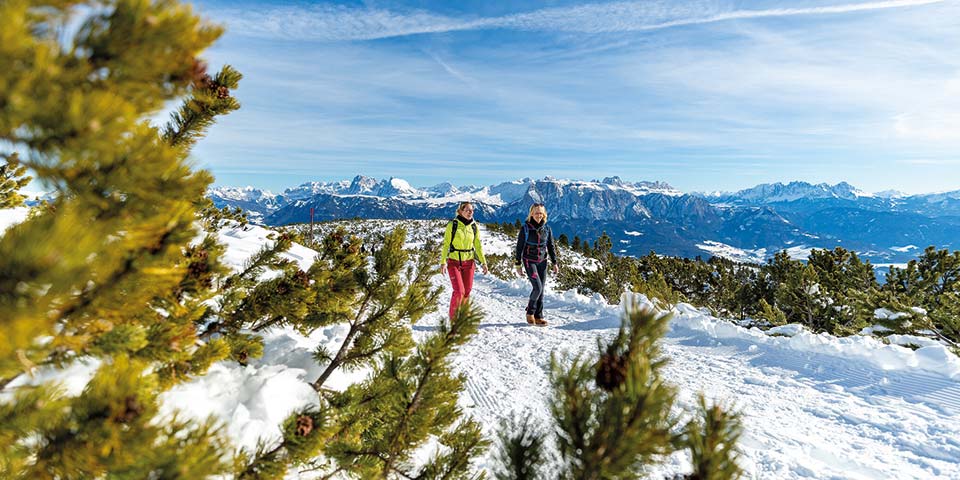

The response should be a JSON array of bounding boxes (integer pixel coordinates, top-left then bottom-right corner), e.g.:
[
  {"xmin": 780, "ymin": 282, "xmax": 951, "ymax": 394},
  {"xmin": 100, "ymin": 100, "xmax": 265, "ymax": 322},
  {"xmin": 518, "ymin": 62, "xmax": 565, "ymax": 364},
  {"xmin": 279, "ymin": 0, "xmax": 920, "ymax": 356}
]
[
  {"xmin": 217, "ymin": 0, "xmax": 947, "ymax": 41},
  {"xmin": 194, "ymin": 0, "xmax": 960, "ymax": 194}
]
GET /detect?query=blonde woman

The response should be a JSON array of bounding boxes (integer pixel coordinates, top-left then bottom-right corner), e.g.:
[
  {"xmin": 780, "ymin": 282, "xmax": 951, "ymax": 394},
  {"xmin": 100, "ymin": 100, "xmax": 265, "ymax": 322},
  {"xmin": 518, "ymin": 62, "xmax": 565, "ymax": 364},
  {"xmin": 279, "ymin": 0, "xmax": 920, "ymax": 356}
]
[
  {"xmin": 440, "ymin": 201, "xmax": 488, "ymax": 319},
  {"xmin": 514, "ymin": 203, "xmax": 559, "ymax": 326}
]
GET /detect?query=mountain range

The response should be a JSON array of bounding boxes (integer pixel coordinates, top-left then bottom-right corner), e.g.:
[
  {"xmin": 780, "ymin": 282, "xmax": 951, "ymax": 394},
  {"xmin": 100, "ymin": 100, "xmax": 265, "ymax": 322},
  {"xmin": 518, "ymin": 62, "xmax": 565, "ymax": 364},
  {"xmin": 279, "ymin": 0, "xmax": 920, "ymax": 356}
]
[{"xmin": 208, "ymin": 176, "xmax": 960, "ymax": 264}]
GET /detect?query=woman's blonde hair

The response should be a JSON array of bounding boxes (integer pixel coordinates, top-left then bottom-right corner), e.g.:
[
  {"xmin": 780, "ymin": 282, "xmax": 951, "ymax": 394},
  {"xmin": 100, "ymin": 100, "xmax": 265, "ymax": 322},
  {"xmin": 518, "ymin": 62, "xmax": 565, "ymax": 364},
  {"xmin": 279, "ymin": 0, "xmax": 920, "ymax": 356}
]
[
  {"xmin": 456, "ymin": 201, "xmax": 474, "ymax": 215},
  {"xmin": 526, "ymin": 203, "xmax": 547, "ymax": 223}
]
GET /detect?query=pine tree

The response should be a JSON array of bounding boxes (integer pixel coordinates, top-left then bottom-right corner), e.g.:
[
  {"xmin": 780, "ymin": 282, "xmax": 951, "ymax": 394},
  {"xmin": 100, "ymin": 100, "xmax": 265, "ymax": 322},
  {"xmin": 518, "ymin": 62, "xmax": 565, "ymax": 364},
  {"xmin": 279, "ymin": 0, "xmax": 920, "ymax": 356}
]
[
  {"xmin": 682, "ymin": 394, "xmax": 744, "ymax": 480},
  {"xmin": 775, "ymin": 264, "xmax": 825, "ymax": 330},
  {"xmin": 321, "ymin": 302, "xmax": 489, "ymax": 478},
  {"xmin": 0, "ymin": 0, "xmax": 242, "ymax": 476},
  {"xmin": 0, "ymin": 153, "xmax": 31, "ymax": 208},
  {"xmin": 884, "ymin": 247, "xmax": 960, "ymax": 346},
  {"xmin": 755, "ymin": 298, "xmax": 786, "ymax": 326},
  {"xmin": 493, "ymin": 415, "xmax": 549, "ymax": 480},
  {"xmin": 804, "ymin": 247, "xmax": 876, "ymax": 334},
  {"xmin": 495, "ymin": 298, "xmax": 743, "ymax": 479},
  {"xmin": 226, "ymin": 226, "xmax": 489, "ymax": 479},
  {"xmin": 309, "ymin": 227, "xmax": 440, "ymax": 390}
]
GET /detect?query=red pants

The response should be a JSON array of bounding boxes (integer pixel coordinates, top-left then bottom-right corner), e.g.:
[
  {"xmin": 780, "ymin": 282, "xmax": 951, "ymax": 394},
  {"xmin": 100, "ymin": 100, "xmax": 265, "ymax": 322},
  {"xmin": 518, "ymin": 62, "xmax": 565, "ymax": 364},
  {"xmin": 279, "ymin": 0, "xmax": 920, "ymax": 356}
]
[{"xmin": 447, "ymin": 259, "xmax": 475, "ymax": 319}]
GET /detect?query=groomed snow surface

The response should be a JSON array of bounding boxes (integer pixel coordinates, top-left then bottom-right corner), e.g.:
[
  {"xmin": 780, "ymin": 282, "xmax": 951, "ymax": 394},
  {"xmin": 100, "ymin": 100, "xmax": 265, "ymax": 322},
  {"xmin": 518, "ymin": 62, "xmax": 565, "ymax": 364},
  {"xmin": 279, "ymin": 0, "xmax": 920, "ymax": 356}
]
[
  {"xmin": 165, "ymin": 223, "xmax": 960, "ymax": 479},
  {"xmin": 4, "ymin": 212, "xmax": 958, "ymax": 479}
]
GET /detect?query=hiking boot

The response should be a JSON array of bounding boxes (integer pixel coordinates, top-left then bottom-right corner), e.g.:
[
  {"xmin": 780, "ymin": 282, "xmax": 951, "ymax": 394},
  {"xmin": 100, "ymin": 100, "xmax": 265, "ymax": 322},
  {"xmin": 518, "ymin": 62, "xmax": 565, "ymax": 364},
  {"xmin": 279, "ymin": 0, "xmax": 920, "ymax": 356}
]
[
  {"xmin": 534, "ymin": 317, "xmax": 547, "ymax": 326},
  {"xmin": 526, "ymin": 314, "xmax": 536, "ymax": 324}
]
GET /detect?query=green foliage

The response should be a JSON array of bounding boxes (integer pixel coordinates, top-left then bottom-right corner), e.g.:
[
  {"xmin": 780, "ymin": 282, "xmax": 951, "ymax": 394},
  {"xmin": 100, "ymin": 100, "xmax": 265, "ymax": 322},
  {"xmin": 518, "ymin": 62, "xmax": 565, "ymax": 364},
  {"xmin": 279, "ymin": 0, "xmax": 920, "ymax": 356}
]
[
  {"xmin": 197, "ymin": 197, "xmax": 249, "ymax": 232},
  {"xmin": 593, "ymin": 231, "xmax": 613, "ymax": 258},
  {"xmin": 3, "ymin": 2, "xmax": 490, "ymax": 479},
  {"xmin": 0, "ymin": 154, "xmax": 31, "ymax": 208},
  {"xmin": 12, "ymin": 356, "xmax": 228, "ymax": 479},
  {"xmin": 682, "ymin": 395, "xmax": 744, "ymax": 480},
  {"xmin": 310, "ymin": 226, "xmax": 442, "ymax": 390},
  {"xmin": 561, "ymin": 232, "xmax": 956, "ymax": 349},
  {"xmin": 634, "ymin": 271, "xmax": 683, "ymax": 309},
  {"xmin": 883, "ymin": 247, "xmax": 960, "ymax": 346},
  {"xmin": 0, "ymin": 0, "xmax": 241, "ymax": 476},
  {"xmin": 322, "ymin": 301, "xmax": 489, "ymax": 478},
  {"xmin": 551, "ymin": 300, "xmax": 678, "ymax": 478},
  {"xmin": 496, "ymin": 299, "xmax": 742, "ymax": 478},
  {"xmin": 755, "ymin": 299, "xmax": 786, "ymax": 326},
  {"xmin": 485, "ymin": 252, "xmax": 519, "ymax": 281},
  {"xmin": 234, "ymin": 409, "xmax": 333, "ymax": 480},
  {"xmin": 493, "ymin": 415, "xmax": 548, "ymax": 480}
]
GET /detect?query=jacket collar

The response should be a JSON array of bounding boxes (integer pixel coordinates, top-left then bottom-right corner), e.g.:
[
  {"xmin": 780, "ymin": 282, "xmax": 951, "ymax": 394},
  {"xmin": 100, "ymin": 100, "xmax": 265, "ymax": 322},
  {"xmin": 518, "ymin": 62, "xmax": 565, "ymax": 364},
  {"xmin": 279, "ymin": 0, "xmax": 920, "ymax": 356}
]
[{"xmin": 456, "ymin": 215, "xmax": 473, "ymax": 226}]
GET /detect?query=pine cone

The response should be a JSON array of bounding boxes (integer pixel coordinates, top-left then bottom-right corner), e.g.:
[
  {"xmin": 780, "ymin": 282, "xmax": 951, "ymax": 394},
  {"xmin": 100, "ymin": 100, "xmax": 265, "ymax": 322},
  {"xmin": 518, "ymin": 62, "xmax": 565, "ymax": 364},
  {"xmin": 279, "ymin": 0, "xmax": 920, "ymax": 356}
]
[
  {"xmin": 596, "ymin": 353, "xmax": 629, "ymax": 391},
  {"xmin": 216, "ymin": 85, "xmax": 230, "ymax": 99},
  {"xmin": 116, "ymin": 396, "xmax": 144, "ymax": 423},
  {"xmin": 296, "ymin": 415, "xmax": 313, "ymax": 436}
]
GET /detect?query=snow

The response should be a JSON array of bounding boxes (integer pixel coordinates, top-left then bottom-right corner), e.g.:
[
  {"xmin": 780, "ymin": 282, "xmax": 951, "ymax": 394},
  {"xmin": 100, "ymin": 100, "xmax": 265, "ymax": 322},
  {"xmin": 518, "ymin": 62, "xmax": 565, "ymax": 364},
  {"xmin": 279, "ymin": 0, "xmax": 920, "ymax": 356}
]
[
  {"xmin": 0, "ymin": 206, "xmax": 29, "ymax": 233},
  {"xmin": 784, "ymin": 245, "xmax": 814, "ymax": 260},
  {"xmin": 696, "ymin": 240, "xmax": 767, "ymax": 264},
  {"xmin": 3, "ymin": 210, "xmax": 959, "ymax": 479}
]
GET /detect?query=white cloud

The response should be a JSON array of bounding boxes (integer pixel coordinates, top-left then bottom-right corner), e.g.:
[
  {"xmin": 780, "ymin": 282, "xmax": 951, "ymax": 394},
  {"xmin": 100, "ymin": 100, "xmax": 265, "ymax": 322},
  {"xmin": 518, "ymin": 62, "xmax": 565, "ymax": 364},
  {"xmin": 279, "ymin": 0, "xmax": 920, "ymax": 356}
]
[{"xmin": 215, "ymin": 0, "xmax": 948, "ymax": 41}]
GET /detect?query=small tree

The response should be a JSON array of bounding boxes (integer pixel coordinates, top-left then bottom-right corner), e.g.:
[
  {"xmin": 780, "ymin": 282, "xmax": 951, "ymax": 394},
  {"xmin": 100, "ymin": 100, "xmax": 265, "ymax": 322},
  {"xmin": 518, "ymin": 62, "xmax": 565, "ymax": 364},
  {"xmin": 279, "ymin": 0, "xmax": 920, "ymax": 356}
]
[
  {"xmin": 228, "ymin": 227, "xmax": 488, "ymax": 478},
  {"xmin": 496, "ymin": 298, "xmax": 743, "ymax": 479},
  {"xmin": 322, "ymin": 302, "xmax": 489, "ymax": 478}
]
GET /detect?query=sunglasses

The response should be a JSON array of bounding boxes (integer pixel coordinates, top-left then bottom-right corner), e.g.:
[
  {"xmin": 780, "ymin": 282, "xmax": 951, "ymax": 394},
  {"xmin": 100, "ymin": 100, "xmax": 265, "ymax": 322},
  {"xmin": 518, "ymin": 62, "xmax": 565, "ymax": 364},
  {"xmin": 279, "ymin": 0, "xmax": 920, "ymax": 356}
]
[{"xmin": 532, "ymin": 203, "xmax": 544, "ymax": 207}]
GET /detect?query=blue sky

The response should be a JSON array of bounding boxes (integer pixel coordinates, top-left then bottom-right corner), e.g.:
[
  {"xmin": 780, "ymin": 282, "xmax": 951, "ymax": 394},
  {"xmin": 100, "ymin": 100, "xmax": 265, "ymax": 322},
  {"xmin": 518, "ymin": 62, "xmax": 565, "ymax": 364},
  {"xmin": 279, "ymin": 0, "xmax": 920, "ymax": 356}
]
[{"xmin": 187, "ymin": 0, "xmax": 960, "ymax": 194}]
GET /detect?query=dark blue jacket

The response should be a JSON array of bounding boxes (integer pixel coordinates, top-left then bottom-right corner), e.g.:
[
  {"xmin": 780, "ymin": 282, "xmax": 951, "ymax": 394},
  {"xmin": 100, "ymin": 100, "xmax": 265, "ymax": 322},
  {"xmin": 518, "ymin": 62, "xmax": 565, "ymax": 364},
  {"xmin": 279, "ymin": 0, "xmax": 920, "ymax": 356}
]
[{"xmin": 515, "ymin": 220, "xmax": 557, "ymax": 265}]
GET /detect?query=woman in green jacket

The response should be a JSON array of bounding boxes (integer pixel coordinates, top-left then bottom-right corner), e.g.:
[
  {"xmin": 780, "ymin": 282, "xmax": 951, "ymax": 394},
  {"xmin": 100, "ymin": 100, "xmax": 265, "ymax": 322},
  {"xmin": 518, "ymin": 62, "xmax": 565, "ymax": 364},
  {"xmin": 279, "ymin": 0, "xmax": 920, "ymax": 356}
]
[{"xmin": 440, "ymin": 201, "xmax": 488, "ymax": 319}]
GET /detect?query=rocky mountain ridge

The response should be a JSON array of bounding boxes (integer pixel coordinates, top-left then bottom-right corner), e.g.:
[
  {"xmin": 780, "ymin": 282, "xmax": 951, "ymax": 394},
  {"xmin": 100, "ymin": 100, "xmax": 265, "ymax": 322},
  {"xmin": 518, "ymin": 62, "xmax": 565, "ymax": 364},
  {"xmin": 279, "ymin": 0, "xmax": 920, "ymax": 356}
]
[{"xmin": 208, "ymin": 177, "xmax": 960, "ymax": 263}]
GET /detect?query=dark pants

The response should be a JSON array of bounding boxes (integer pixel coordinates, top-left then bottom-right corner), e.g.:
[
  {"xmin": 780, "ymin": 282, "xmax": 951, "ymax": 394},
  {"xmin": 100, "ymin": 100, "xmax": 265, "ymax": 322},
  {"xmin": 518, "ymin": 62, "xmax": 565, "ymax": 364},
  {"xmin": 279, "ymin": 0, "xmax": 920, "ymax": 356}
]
[
  {"xmin": 523, "ymin": 259, "xmax": 548, "ymax": 318},
  {"xmin": 447, "ymin": 259, "xmax": 475, "ymax": 319}
]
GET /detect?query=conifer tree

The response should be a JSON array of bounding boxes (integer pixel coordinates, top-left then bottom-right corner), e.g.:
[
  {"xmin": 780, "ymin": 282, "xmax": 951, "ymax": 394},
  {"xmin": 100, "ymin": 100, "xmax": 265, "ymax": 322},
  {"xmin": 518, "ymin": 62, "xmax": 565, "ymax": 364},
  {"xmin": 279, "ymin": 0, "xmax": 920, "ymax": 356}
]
[
  {"xmin": 755, "ymin": 298, "xmax": 787, "ymax": 326},
  {"xmin": 321, "ymin": 302, "xmax": 489, "ymax": 478},
  {"xmin": 227, "ymin": 226, "xmax": 489, "ymax": 479},
  {"xmin": 775, "ymin": 264, "xmax": 825, "ymax": 330},
  {"xmin": 884, "ymin": 247, "xmax": 960, "ymax": 346},
  {"xmin": 310, "ymin": 227, "xmax": 440, "ymax": 390},
  {"xmin": 593, "ymin": 231, "xmax": 614, "ymax": 259},
  {"xmin": 682, "ymin": 394, "xmax": 744, "ymax": 480},
  {"xmin": 0, "ymin": 0, "xmax": 242, "ymax": 476},
  {"xmin": 0, "ymin": 154, "xmax": 31, "ymax": 208},
  {"xmin": 496, "ymin": 298, "xmax": 743, "ymax": 479},
  {"xmin": 493, "ymin": 415, "xmax": 549, "ymax": 480}
]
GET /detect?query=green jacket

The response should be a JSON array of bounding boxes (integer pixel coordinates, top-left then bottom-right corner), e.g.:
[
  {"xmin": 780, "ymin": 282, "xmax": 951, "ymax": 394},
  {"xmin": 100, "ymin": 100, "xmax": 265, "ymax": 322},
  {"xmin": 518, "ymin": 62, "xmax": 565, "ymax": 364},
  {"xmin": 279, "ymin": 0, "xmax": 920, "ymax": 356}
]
[{"xmin": 440, "ymin": 219, "xmax": 486, "ymax": 266}]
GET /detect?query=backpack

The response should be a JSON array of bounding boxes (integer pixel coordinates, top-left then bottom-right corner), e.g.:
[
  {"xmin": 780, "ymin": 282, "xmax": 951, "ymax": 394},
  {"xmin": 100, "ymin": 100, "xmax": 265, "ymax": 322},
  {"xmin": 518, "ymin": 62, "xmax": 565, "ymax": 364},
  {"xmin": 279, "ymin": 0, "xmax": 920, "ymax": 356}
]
[{"xmin": 449, "ymin": 220, "xmax": 479, "ymax": 255}]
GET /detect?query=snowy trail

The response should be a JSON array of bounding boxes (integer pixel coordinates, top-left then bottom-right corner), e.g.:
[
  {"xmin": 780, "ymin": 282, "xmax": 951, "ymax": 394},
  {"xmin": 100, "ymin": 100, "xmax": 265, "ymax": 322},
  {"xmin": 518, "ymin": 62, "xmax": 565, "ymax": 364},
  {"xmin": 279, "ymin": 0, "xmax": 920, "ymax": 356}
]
[{"xmin": 415, "ymin": 273, "xmax": 960, "ymax": 480}]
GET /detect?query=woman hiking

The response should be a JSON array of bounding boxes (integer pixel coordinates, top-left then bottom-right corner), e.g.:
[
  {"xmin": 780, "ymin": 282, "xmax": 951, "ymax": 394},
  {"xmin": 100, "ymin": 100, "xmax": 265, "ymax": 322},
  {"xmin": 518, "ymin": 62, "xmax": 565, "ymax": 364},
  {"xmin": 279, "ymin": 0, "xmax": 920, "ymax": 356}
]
[
  {"xmin": 515, "ymin": 203, "xmax": 559, "ymax": 326},
  {"xmin": 440, "ymin": 201, "xmax": 488, "ymax": 319}
]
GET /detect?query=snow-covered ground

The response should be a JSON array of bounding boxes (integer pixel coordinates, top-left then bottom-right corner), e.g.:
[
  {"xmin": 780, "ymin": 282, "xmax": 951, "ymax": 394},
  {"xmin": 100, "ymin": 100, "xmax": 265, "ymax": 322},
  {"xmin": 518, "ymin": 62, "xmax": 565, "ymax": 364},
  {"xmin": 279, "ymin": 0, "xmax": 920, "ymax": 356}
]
[
  {"xmin": 176, "ymin": 222, "xmax": 960, "ymax": 479},
  {"xmin": 4, "ymin": 212, "xmax": 960, "ymax": 479}
]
